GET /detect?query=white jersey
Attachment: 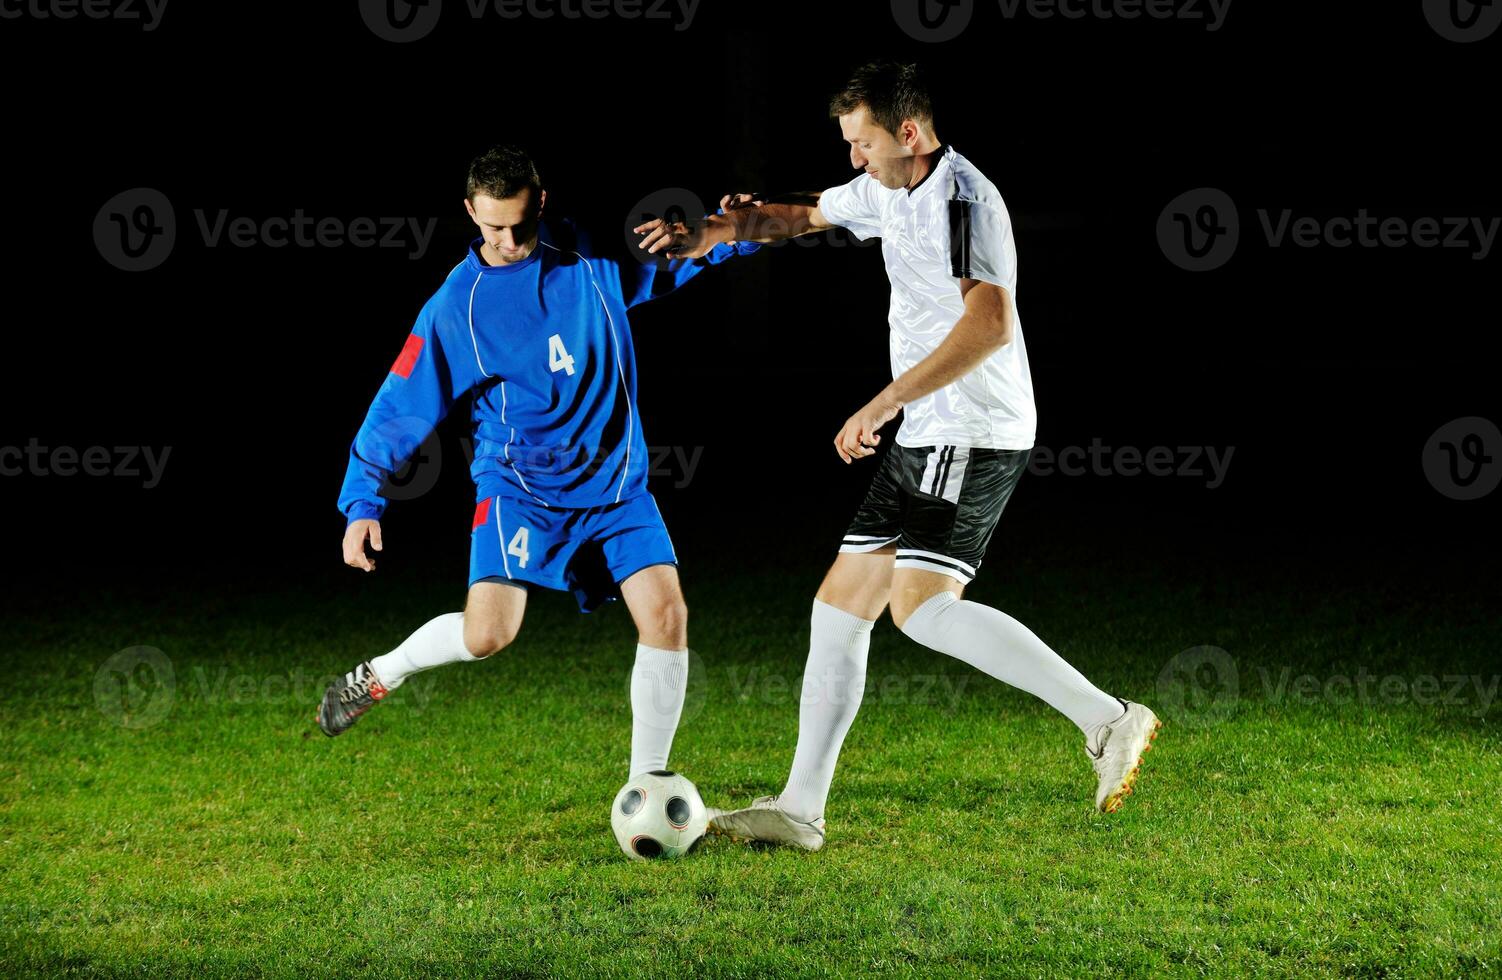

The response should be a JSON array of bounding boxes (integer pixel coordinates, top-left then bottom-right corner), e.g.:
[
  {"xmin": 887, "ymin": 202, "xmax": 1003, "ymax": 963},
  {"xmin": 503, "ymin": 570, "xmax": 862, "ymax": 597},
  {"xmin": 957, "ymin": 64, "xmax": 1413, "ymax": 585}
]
[{"xmin": 818, "ymin": 146, "xmax": 1036, "ymax": 450}]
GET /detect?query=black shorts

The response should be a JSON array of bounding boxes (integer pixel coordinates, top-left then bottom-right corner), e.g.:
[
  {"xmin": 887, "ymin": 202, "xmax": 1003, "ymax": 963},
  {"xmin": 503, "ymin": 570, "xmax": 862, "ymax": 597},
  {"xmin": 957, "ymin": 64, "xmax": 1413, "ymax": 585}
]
[{"xmin": 840, "ymin": 444, "xmax": 1030, "ymax": 583}]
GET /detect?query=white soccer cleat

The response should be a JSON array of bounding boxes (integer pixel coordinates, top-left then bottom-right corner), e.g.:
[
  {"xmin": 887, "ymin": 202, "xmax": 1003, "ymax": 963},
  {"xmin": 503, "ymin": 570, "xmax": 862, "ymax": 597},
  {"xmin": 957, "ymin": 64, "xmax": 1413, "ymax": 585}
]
[
  {"xmin": 1088, "ymin": 701, "xmax": 1162, "ymax": 813},
  {"xmin": 707, "ymin": 796, "xmax": 826, "ymax": 851}
]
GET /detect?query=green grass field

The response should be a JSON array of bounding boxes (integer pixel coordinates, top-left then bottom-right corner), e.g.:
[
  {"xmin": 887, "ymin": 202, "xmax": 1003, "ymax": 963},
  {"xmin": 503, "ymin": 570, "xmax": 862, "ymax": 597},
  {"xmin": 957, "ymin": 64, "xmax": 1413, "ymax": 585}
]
[{"xmin": 3, "ymin": 540, "xmax": 1499, "ymax": 977}]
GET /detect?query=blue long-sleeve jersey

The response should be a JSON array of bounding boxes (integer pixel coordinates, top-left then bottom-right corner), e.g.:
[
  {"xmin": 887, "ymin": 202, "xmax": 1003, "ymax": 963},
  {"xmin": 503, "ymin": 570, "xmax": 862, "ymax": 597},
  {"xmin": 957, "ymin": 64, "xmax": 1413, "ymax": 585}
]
[{"xmin": 339, "ymin": 219, "xmax": 756, "ymax": 521}]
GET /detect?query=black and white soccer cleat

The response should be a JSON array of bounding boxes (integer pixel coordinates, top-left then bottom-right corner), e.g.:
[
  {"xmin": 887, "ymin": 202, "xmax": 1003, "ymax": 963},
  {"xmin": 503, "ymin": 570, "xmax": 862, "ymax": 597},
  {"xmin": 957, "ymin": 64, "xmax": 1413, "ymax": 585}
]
[{"xmin": 316, "ymin": 661, "xmax": 389, "ymax": 737}]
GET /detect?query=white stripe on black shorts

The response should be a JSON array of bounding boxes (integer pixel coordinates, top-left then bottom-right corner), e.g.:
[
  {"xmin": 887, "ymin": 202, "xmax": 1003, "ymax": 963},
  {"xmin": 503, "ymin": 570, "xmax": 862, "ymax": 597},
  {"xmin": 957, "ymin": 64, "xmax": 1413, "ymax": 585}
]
[{"xmin": 839, "ymin": 444, "xmax": 1030, "ymax": 583}]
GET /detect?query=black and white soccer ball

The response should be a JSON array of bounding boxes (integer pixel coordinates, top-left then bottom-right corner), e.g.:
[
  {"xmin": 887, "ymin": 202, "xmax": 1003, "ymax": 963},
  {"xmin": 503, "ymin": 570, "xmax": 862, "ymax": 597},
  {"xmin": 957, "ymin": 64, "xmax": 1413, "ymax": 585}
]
[{"xmin": 610, "ymin": 770, "xmax": 708, "ymax": 860}]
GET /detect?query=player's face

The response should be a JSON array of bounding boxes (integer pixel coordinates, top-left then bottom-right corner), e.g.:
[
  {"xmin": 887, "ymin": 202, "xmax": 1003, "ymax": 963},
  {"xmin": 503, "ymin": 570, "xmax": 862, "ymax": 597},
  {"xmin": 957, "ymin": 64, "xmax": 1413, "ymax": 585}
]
[
  {"xmin": 838, "ymin": 106, "xmax": 921, "ymax": 190},
  {"xmin": 465, "ymin": 188, "xmax": 545, "ymax": 263}
]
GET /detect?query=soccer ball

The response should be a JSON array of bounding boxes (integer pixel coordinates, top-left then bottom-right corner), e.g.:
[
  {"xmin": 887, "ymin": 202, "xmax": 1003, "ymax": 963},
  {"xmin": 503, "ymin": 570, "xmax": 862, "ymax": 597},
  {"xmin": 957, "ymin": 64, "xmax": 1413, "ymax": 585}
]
[{"xmin": 610, "ymin": 770, "xmax": 707, "ymax": 860}]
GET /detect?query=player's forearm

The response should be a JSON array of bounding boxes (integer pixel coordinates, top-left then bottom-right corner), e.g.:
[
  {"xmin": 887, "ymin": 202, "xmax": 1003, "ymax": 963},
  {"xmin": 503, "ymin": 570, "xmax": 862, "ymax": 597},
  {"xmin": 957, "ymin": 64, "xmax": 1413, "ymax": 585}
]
[
  {"xmin": 883, "ymin": 304, "xmax": 1013, "ymax": 408},
  {"xmin": 714, "ymin": 202, "xmax": 825, "ymax": 244},
  {"xmin": 339, "ymin": 449, "xmax": 390, "ymax": 523}
]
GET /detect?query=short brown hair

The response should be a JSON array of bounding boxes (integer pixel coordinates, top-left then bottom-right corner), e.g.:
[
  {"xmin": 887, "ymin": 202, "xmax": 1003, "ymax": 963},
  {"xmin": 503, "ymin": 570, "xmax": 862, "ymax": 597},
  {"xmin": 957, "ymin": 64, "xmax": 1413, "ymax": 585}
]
[
  {"xmin": 466, "ymin": 145, "xmax": 541, "ymax": 201},
  {"xmin": 828, "ymin": 62, "xmax": 934, "ymax": 137}
]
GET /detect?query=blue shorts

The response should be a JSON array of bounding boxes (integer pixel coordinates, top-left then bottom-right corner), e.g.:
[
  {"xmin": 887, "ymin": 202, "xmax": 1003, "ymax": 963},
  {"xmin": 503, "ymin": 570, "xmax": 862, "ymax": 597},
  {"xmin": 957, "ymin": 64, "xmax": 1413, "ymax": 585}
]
[{"xmin": 469, "ymin": 492, "xmax": 678, "ymax": 612}]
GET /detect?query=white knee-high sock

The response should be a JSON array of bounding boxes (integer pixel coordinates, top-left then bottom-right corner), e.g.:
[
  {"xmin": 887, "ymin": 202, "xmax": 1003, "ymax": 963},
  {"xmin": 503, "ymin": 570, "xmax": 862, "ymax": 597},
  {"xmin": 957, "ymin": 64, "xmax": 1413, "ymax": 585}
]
[
  {"xmin": 369, "ymin": 612, "xmax": 477, "ymax": 690},
  {"xmin": 777, "ymin": 600, "xmax": 876, "ymax": 823},
  {"xmin": 630, "ymin": 644, "xmax": 689, "ymax": 776},
  {"xmin": 899, "ymin": 592, "xmax": 1124, "ymax": 745}
]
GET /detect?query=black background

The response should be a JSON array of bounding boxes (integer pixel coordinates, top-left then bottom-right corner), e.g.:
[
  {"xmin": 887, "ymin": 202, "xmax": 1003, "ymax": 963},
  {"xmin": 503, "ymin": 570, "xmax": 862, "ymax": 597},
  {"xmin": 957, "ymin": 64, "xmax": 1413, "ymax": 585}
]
[{"xmin": 1, "ymin": 0, "xmax": 1497, "ymax": 603}]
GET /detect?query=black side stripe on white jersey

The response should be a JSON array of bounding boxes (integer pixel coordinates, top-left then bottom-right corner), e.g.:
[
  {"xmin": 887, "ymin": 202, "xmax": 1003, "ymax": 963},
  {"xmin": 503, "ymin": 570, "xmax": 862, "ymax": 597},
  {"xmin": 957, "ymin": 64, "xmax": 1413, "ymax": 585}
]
[{"xmin": 949, "ymin": 200, "xmax": 972, "ymax": 279}]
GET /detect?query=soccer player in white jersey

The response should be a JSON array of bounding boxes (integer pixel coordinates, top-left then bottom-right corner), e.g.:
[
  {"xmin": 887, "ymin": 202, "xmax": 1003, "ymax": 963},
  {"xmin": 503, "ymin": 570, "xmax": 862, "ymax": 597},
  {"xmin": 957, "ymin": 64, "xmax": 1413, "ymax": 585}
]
[{"xmin": 635, "ymin": 62, "xmax": 1161, "ymax": 849}]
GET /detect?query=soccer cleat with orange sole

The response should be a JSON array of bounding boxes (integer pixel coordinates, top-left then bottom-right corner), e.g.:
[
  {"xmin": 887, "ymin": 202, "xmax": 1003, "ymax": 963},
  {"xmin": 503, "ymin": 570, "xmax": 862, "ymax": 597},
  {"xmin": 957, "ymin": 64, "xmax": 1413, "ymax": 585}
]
[{"xmin": 1089, "ymin": 702, "xmax": 1162, "ymax": 813}]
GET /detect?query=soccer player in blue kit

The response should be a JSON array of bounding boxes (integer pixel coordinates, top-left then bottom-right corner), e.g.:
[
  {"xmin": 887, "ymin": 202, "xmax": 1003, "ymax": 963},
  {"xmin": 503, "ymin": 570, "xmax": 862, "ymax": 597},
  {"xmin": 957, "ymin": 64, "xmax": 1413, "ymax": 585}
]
[{"xmin": 317, "ymin": 146, "xmax": 757, "ymax": 783}]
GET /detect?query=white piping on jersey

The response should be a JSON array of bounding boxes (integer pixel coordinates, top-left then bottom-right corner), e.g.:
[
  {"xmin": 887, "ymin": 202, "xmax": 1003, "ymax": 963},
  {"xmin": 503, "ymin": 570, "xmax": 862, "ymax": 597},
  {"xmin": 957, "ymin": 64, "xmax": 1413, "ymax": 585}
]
[
  {"xmin": 470, "ymin": 267, "xmax": 545, "ymax": 503},
  {"xmin": 499, "ymin": 381, "xmax": 540, "ymax": 500},
  {"xmin": 492, "ymin": 496, "xmax": 512, "ymax": 578},
  {"xmin": 539, "ymin": 240, "xmax": 634, "ymax": 504},
  {"xmin": 466, "ymin": 271, "xmax": 493, "ymax": 378}
]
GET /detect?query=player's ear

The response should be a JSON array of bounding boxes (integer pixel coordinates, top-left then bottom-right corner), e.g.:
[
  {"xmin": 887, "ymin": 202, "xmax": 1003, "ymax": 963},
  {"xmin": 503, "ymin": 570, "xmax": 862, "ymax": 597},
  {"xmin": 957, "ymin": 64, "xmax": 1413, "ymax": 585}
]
[
  {"xmin": 463, "ymin": 197, "xmax": 478, "ymax": 221},
  {"xmin": 537, "ymin": 188, "xmax": 547, "ymax": 216}
]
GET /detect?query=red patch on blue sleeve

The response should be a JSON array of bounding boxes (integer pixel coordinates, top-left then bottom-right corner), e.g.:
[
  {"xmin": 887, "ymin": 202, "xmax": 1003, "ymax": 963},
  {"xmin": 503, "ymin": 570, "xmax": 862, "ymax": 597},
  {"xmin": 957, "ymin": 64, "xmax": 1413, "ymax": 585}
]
[
  {"xmin": 472, "ymin": 498, "xmax": 492, "ymax": 531},
  {"xmin": 390, "ymin": 334, "xmax": 425, "ymax": 379}
]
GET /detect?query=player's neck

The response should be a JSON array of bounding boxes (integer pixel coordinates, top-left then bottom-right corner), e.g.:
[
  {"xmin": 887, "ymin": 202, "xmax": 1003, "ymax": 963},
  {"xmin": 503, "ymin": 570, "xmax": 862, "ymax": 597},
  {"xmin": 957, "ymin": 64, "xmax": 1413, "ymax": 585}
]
[{"xmin": 904, "ymin": 138, "xmax": 945, "ymax": 192}]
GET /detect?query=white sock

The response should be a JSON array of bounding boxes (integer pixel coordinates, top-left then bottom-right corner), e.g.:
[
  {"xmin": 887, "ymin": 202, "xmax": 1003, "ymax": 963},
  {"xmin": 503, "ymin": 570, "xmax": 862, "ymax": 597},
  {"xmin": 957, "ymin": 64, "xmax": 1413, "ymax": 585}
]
[
  {"xmin": 629, "ymin": 644, "xmax": 689, "ymax": 776},
  {"xmin": 899, "ymin": 592, "xmax": 1124, "ymax": 746},
  {"xmin": 368, "ymin": 612, "xmax": 476, "ymax": 690},
  {"xmin": 778, "ymin": 600, "xmax": 875, "ymax": 823}
]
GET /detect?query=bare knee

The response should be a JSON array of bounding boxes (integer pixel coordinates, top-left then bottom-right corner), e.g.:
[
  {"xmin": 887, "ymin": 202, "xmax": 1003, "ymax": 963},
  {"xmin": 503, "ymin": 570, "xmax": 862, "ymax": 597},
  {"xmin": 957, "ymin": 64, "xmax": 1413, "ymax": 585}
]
[
  {"xmin": 638, "ymin": 598, "xmax": 688, "ymax": 650},
  {"xmin": 463, "ymin": 615, "xmax": 520, "ymax": 658},
  {"xmin": 890, "ymin": 593, "xmax": 929, "ymax": 631},
  {"xmin": 815, "ymin": 550, "xmax": 894, "ymax": 622},
  {"xmin": 463, "ymin": 581, "xmax": 526, "ymax": 658},
  {"xmin": 890, "ymin": 571, "xmax": 964, "ymax": 632}
]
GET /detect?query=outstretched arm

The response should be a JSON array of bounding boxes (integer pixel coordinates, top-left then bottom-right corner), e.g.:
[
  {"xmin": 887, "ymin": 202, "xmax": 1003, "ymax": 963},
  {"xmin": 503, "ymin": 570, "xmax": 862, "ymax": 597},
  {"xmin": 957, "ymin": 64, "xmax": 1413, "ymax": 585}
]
[
  {"xmin": 833, "ymin": 280, "xmax": 1014, "ymax": 464},
  {"xmin": 622, "ymin": 196, "xmax": 767, "ymax": 307},
  {"xmin": 634, "ymin": 193, "xmax": 835, "ymax": 260}
]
